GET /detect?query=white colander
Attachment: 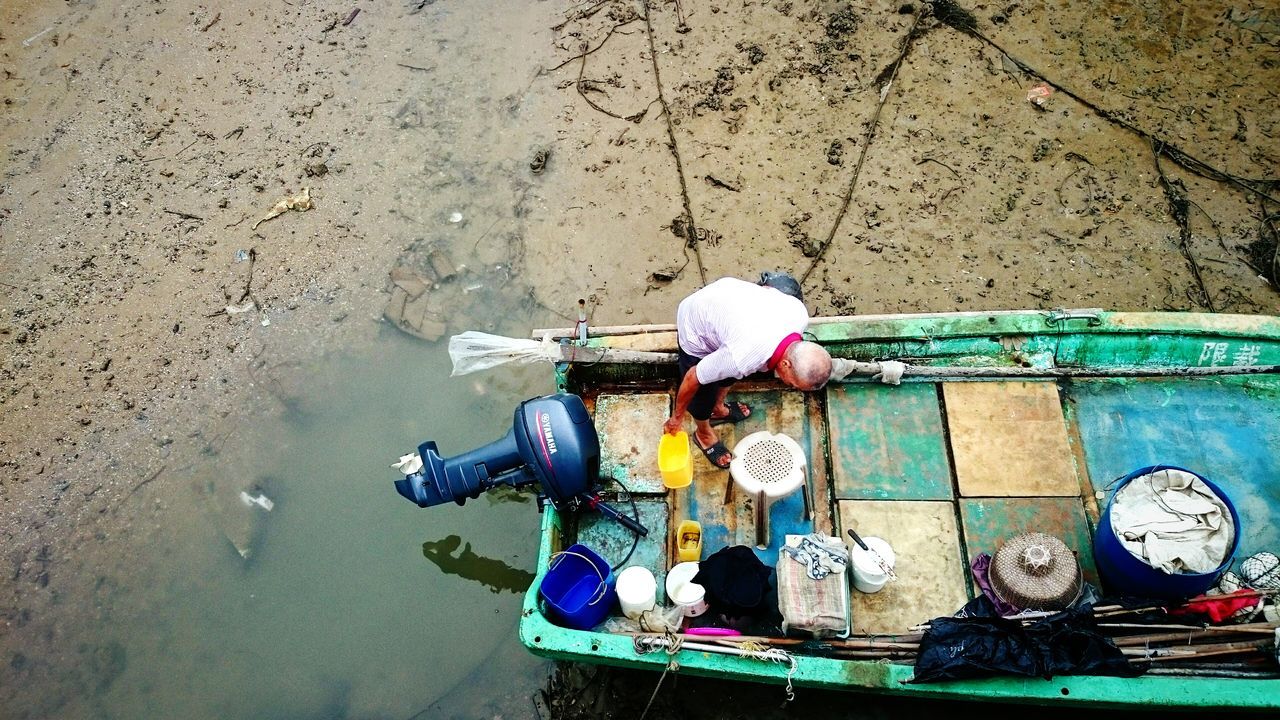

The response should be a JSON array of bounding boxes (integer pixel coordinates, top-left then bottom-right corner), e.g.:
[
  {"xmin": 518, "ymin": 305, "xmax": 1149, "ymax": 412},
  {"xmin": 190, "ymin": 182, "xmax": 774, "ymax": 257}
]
[{"xmin": 729, "ymin": 431, "xmax": 807, "ymax": 498}]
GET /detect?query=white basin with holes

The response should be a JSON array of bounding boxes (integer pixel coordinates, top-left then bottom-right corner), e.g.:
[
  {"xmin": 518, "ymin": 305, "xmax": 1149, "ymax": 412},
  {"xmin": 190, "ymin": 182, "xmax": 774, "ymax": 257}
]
[{"xmin": 729, "ymin": 431, "xmax": 807, "ymax": 498}]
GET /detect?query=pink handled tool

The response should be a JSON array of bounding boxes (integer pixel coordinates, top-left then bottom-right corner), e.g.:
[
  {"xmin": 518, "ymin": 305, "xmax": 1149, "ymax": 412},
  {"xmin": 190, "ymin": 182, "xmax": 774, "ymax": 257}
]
[{"xmin": 683, "ymin": 627, "xmax": 742, "ymax": 637}]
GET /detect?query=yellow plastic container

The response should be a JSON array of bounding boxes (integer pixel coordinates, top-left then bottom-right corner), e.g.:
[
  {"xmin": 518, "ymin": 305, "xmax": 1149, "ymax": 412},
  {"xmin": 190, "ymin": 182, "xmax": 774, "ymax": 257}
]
[
  {"xmin": 676, "ymin": 520, "xmax": 702, "ymax": 563},
  {"xmin": 658, "ymin": 431, "xmax": 693, "ymax": 489}
]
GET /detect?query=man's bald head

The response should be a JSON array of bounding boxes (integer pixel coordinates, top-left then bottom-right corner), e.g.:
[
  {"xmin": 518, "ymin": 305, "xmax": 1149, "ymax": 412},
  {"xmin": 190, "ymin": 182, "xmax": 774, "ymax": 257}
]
[{"xmin": 776, "ymin": 341, "xmax": 831, "ymax": 391}]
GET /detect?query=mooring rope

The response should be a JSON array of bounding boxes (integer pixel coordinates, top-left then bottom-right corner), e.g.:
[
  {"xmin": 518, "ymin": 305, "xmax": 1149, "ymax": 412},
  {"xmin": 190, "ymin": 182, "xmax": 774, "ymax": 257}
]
[
  {"xmin": 633, "ymin": 633, "xmax": 798, "ymax": 704},
  {"xmin": 635, "ymin": 632, "xmax": 682, "ymax": 720}
]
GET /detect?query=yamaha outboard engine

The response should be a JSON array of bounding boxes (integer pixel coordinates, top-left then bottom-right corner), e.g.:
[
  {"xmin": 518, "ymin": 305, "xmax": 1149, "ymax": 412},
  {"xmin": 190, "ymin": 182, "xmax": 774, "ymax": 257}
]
[{"xmin": 393, "ymin": 393, "xmax": 647, "ymax": 536}]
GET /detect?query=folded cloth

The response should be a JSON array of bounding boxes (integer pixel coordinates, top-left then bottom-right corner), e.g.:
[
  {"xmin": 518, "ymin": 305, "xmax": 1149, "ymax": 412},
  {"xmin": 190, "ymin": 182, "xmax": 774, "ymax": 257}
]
[
  {"xmin": 969, "ymin": 553, "xmax": 1022, "ymax": 616},
  {"xmin": 778, "ymin": 534, "xmax": 849, "ymax": 637},
  {"xmin": 781, "ymin": 533, "xmax": 849, "ymax": 580}
]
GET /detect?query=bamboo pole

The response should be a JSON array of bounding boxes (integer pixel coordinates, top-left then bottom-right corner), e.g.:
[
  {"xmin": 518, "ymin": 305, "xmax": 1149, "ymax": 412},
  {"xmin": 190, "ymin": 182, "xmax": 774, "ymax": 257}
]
[
  {"xmin": 829, "ymin": 649, "xmax": 918, "ymax": 659},
  {"xmin": 1099, "ymin": 622, "xmax": 1278, "ymax": 633},
  {"xmin": 553, "ymin": 345, "xmax": 676, "ymax": 365},
  {"xmin": 1111, "ymin": 624, "xmax": 1279, "ymax": 646},
  {"xmin": 533, "ymin": 310, "xmax": 1109, "ymax": 339},
  {"xmin": 1125, "ymin": 638, "xmax": 1273, "ymax": 662},
  {"xmin": 831, "ymin": 362, "xmax": 1280, "ymax": 379}
]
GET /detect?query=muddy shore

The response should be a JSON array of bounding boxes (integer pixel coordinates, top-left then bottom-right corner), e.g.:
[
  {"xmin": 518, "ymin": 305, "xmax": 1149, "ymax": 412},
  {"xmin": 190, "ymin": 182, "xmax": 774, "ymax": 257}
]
[{"xmin": 2, "ymin": 0, "xmax": 1277, "ymax": 716}]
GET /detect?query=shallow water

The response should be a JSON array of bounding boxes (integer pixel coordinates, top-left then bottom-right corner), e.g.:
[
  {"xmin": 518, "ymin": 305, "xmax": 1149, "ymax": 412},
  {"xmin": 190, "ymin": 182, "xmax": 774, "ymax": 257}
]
[{"xmin": 86, "ymin": 334, "xmax": 556, "ymax": 719}]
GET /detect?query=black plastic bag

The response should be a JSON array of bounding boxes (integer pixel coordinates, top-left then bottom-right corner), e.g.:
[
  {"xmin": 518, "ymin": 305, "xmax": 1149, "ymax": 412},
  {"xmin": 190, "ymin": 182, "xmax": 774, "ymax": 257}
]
[
  {"xmin": 693, "ymin": 545, "xmax": 777, "ymax": 625},
  {"xmin": 912, "ymin": 609, "xmax": 1141, "ymax": 683}
]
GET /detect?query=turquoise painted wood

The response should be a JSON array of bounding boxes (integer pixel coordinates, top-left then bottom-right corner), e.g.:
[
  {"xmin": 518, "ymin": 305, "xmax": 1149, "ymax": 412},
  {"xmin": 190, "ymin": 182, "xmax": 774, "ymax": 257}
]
[
  {"xmin": 1067, "ymin": 376, "xmax": 1280, "ymax": 560},
  {"xmin": 828, "ymin": 383, "xmax": 953, "ymax": 500},
  {"xmin": 576, "ymin": 499, "xmax": 670, "ymax": 600},
  {"xmin": 959, "ymin": 497, "xmax": 1100, "ymax": 588}
]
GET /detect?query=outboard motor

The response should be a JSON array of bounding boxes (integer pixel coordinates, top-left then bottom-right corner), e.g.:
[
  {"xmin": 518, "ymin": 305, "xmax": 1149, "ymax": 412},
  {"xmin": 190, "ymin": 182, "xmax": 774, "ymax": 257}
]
[{"xmin": 393, "ymin": 393, "xmax": 647, "ymax": 536}]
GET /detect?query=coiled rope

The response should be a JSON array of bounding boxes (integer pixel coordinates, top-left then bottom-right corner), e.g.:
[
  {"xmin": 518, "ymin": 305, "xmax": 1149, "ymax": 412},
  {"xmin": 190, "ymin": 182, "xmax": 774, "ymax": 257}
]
[{"xmin": 634, "ymin": 633, "xmax": 798, "ymax": 712}]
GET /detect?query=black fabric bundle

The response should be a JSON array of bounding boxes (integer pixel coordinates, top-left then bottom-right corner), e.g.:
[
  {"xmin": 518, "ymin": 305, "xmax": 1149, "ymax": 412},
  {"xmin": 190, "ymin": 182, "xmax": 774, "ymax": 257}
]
[
  {"xmin": 912, "ymin": 606, "xmax": 1142, "ymax": 683},
  {"xmin": 693, "ymin": 545, "xmax": 777, "ymax": 625}
]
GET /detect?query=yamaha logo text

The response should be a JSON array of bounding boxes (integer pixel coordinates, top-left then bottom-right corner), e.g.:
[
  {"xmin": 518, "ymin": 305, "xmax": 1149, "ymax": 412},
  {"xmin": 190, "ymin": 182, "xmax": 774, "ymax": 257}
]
[{"xmin": 539, "ymin": 412, "xmax": 557, "ymax": 454}]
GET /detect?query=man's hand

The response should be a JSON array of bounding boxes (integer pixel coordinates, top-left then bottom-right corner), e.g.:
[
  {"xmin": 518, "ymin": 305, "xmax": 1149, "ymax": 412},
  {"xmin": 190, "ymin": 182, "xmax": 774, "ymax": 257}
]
[{"xmin": 663, "ymin": 414, "xmax": 685, "ymax": 436}]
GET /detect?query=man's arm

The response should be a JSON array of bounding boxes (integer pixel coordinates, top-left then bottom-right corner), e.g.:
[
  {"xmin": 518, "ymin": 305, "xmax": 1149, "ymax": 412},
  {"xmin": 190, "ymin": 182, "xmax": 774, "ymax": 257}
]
[{"xmin": 664, "ymin": 365, "xmax": 703, "ymax": 435}]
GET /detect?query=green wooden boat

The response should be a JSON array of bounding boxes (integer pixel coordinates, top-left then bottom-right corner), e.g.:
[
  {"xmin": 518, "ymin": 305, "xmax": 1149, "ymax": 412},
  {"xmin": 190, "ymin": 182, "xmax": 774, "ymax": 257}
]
[{"xmin": 517, "ymin": 309, "xmax": 1280, "ymax": 709}]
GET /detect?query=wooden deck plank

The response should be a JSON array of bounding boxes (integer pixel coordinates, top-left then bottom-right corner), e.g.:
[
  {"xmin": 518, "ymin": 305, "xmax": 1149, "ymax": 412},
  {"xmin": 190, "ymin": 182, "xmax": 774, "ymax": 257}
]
[
  {"xmin": 959, "ymin": 497, "xmax": 1100, "ymax": 589},
  {"xmin": 595, "ymin": 393, "xmax": 671, "ymax": 494},
  {"xmin": 804, "ymin": 392, "xmax": 834, "ymax": 536},
  {"xmin": 828, "ymin": 383, "xmax": 953, "ymax": 500},
  {"xmin": 837, "ymin": 500, "xmax": 969, "ymax": 634},
  {"xmin": 943, "ymin": 381, "xmax": 1080, "ymax": 497}
]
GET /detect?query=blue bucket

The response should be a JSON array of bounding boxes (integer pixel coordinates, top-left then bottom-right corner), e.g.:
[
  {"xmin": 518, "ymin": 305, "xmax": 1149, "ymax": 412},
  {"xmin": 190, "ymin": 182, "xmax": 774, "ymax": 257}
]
[
  {"xmin": 539, "ymin": 543, "xmax": 615, "ymax": 630},
  {"xmin": 1093, "ymin": 465, "xmax": 1240, "ymax": 600}
]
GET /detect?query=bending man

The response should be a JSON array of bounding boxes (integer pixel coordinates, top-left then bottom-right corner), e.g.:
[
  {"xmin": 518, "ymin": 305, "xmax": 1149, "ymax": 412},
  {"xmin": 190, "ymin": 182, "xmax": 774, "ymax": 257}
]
[{"xmin": 662, "ymin": 275, "xmax": 832, "ymax": 468}]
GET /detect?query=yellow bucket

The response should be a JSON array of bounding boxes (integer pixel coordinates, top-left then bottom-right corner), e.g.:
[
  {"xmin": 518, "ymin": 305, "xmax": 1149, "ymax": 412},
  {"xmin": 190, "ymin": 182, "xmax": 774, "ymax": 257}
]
[
  {"xmin": 658, "ymin": 431, "xmax": 693, "ymax": 489},
  {"xmin": 675, "ymin": 520, "xmax": 702, "ymax": 563}
]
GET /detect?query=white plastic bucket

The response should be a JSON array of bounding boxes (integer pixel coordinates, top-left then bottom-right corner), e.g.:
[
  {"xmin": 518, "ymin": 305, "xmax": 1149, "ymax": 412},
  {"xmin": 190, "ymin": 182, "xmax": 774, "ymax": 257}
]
[
  {"xmin": 850, "ymin": 536, "xmax": 896, "ymax": 593},
  {"xmin": 616, "ymin": 566, "xmax": 657, "ymax": 620},
  {"xmin": 665, "ymin": 561, "xmax": 708, "ymax": 617}
]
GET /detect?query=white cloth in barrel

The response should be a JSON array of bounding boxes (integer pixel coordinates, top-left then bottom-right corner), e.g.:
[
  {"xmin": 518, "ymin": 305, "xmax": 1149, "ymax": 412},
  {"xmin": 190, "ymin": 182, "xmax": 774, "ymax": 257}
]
[{"xmin": 1110, "ymin": 468, "xmax": 1235, "ymax": 574}]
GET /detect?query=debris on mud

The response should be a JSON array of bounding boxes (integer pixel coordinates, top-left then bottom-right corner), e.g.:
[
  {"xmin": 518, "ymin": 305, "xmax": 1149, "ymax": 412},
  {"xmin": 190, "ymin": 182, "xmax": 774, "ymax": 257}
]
[
  {"xmin": 531, "ymin": 147, "xmax": 550, "ymax": 175},
  {"xmin": 693, "ymin": 66, "xmax": 737, "ymax": 114},
  {"xmin": 826, "ymin": 140, "xmax": 844, "ymax": 166},
  {"xmin": 1026, "ymin": 82, "xmax": 1053, "ymax": 107},
  {"xmin": 251, "ymin": 188, "xmax": 313, "ymax": 230},
  {"xmin": 825, "ymin": 6, "xmax": 861, "ymax": 40},
  {"xmin": 736, "ymin": 41, "xmax": 765, "ymax": 65},
  {"xmin": 784, "ymin": 213, "xmax": 820, "ymax": 258},
  {"xmin": 932, "ymin": 0, "xmax": 980, "ymax": 34},
  {"xmin": 384, "ymin": 263, "xmax": 448, "ymax": 342},
  {"xmin": 704, "ymin": 173, "xmax": 741, "ymax": 192},
  {"xmin": 670, "ymin": 215, "xmax": 721, "ymax": 249}
]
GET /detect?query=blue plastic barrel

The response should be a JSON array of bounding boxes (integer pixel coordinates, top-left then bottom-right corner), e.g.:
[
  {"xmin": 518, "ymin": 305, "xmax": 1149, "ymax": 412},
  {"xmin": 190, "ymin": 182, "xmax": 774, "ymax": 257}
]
[
  {"xmin": 1093, "ymin": 465, "xmax": 1240, "ymax": 600},
  {"xmin": 539, "ymin": 543, "xmax": 615, "ymax": 630}
]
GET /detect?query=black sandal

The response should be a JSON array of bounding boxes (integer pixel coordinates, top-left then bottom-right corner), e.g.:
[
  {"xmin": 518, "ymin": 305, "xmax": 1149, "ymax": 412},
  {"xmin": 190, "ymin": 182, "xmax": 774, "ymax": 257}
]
[
  {"xmin": 693, "ymin": 434, "xmax": 733, "ymax": 469},
  {"xmin": 709, "ymin": 401, "xmax": 752, "ymax": 427}
]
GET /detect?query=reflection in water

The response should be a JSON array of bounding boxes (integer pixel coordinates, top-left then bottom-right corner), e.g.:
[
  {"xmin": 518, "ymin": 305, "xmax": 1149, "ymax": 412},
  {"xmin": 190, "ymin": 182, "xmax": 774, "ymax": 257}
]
[
  {"xmin": 485, "ymin": 484, "xmax": 535, "ymax": 505},
  {"xmin": 422, "ymin": 535, "xmax": 536, "ymax": 594}
]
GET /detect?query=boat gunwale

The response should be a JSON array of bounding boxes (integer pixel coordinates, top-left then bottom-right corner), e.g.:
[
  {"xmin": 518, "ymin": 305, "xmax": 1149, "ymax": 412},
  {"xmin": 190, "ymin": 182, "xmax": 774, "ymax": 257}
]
[{"xmin": 534, "ymin": 309, "xmax": 1280, "ymax": 345}]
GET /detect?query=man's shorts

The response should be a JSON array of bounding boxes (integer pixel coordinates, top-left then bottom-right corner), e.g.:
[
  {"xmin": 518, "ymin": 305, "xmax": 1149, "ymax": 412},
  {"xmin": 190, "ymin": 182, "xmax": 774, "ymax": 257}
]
[{"xmin": 677, "ymin": 347, "xmax": 737, "ymax": 421}]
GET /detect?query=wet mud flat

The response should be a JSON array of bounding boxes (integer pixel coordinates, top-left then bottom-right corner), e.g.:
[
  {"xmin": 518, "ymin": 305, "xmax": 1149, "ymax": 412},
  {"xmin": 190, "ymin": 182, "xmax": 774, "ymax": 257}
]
[{"xmin": 0, "ymin": 0, "xmax": 1277, "ymax": 718}]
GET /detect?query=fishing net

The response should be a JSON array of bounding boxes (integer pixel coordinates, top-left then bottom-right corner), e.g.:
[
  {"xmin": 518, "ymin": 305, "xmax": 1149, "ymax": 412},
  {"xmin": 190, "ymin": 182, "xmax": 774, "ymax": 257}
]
[{"xmin": 1240, "ymin": 551, "xmax": 1280, "ymax": 590}]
